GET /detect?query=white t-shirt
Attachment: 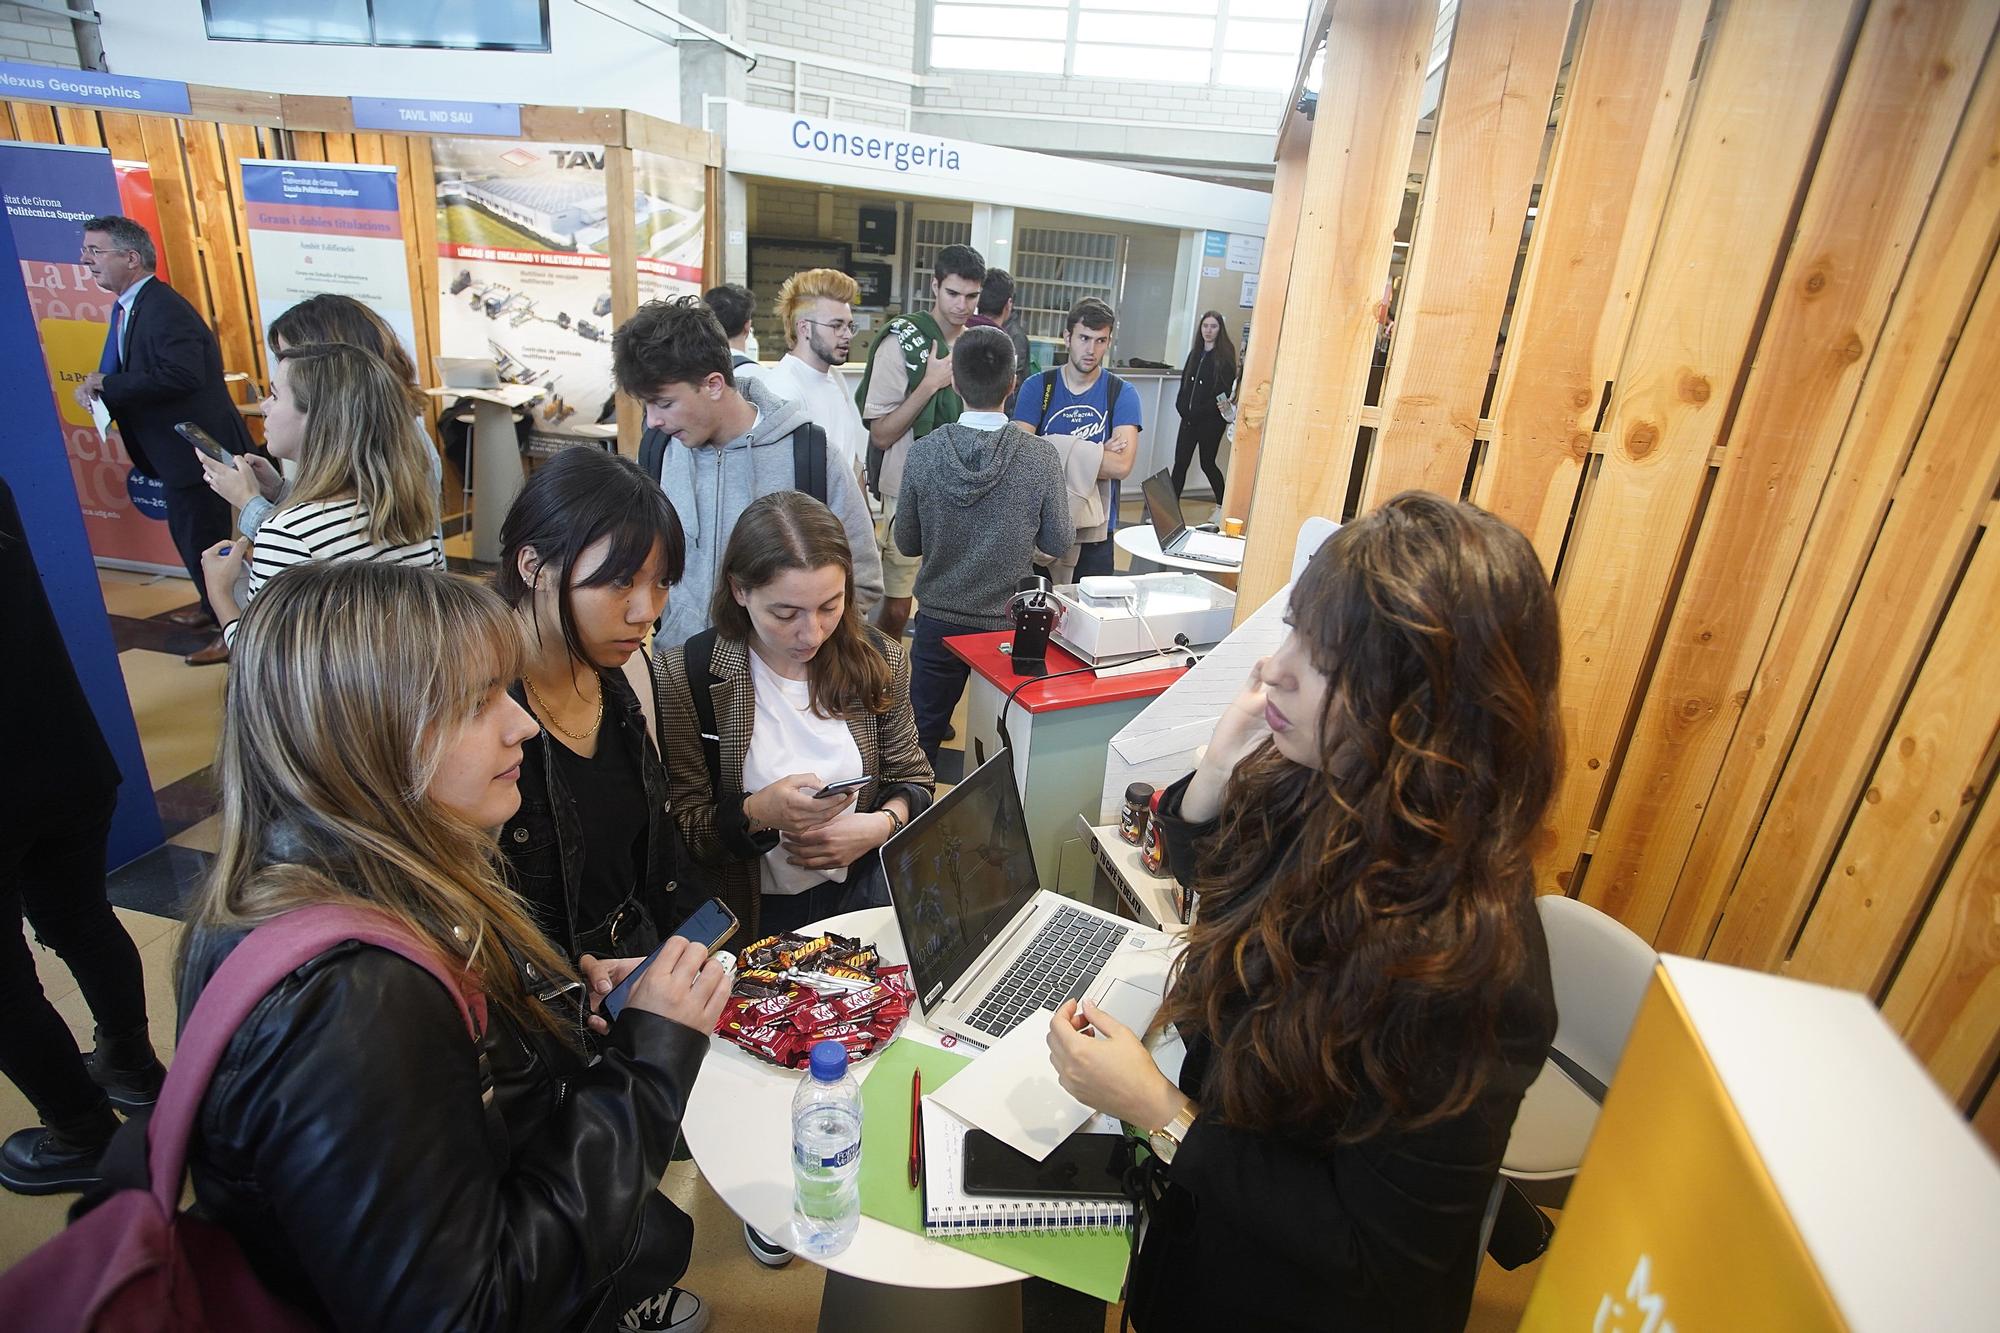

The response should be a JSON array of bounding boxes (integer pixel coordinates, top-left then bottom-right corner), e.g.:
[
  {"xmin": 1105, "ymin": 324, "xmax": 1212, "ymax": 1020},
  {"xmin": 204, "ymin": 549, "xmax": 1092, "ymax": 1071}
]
[
  {"xmin": 763, "ymin": 352, "xmax": 869, "ymax": 475},
  {"xmin": 742, "ymin": 647, "xmax": 866, "ymax": 895}
]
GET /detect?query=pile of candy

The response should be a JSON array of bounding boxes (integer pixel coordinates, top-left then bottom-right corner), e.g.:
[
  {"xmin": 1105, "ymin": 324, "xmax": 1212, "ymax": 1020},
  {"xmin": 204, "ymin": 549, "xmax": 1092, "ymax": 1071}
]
[{"xmin": 715, "ymin": 930, "xmax": 914, "ymax": 1068}]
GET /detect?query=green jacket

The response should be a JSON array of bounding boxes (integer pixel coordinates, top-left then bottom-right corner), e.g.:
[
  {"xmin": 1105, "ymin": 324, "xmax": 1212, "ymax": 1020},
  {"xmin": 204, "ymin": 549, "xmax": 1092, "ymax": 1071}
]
[{"xmin": 856, "ymin": 309, "xmax": 963, "ymax": 446}]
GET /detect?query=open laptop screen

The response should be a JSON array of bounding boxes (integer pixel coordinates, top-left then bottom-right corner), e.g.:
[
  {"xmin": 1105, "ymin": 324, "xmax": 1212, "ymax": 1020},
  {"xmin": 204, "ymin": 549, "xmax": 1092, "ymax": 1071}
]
[
  {"xmin": 881, "ymin": 749, "xmax": 1040, "ymax": 1011},
  {"xmin": 1141, "ymin": 469, "xmax": 1188, "ymax": 545}
]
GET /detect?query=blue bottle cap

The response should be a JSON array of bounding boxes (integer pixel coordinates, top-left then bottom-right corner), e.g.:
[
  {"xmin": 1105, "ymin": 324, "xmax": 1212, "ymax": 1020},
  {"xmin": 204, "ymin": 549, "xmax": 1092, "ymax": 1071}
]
[{"xmin": 809, "ymin": 1039, "xmax": 849, "ymax": 1082}]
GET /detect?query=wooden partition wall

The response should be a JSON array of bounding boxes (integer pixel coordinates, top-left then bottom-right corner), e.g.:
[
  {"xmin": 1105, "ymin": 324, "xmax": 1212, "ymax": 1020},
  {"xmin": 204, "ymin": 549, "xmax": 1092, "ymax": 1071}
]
[
  {"xmin": 2, "ymin": 89, "xmax": 720, "ymax": 456},
  {"xmin": 1237, "ymin": 0, "xmax": 2000, "ymax": 1147}
]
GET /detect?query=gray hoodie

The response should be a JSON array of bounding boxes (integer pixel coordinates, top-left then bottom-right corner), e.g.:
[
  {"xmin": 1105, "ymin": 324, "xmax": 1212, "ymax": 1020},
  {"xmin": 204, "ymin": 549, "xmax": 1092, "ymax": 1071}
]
[
  {"xmin": 895, "ymin": 419, "xmax": 1070, "ymax": 630},
  {"xmin": 653, "ymin": 376, "xmax": 884, "ymax": 649}
]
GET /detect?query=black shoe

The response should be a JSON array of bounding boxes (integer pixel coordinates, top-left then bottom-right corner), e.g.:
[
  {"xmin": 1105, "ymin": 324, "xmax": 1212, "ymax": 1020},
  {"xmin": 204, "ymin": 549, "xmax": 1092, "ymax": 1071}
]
[
  {"xmin": 85, "ymin": 1026, "xmax": 166, "ymax": 1112},
  {"xmin": 0, "ymin": 1116, "xmax": 114, "ymax": 1197}
]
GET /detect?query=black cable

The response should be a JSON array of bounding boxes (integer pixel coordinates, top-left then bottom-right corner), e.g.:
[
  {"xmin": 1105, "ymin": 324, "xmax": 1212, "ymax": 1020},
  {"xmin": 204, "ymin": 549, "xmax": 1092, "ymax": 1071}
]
[{"xmin": 996, "ymin": 663, "xmax": 1100, "ymax": 755}]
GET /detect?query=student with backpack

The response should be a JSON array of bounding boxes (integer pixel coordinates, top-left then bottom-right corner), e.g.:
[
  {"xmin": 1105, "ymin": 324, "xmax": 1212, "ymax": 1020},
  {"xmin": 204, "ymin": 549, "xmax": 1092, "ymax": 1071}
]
[
  {"xmin": 617, "ymin": 296, "xmax": 882, "ymax": 650},
  {"xmin": 1013, "ymin": 297, "xmax": 1143, "ymax": 580},
  {"xmin": 855, "ymin": 242, "xmax": 985, "ymax": 641}
]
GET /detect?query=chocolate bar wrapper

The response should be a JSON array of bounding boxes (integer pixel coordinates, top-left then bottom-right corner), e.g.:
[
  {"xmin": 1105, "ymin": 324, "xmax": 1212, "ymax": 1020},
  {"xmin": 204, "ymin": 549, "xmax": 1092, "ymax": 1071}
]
[
  {"xmin": 724, "ymin": 1021, "xmax": 797, "ymax": 1065},
  {"xmin": 742, "ymin": 988, "xmax": 812, "ymax": 1025},
  {"xmin": 875, "ymin": 964, "xmax": 914, "ymax": 1000}
]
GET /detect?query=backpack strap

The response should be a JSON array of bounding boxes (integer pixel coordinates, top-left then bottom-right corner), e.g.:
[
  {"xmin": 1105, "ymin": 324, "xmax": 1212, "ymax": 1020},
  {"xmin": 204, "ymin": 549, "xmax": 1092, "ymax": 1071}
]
[
  {"xmin": 682, "ymin": 628, "xmax": 725, "ymax": 801},
  {"xmin": 145, "ymin": 904, "xmax": 484, "ymax": 1212},
  {"xmin": 791, "ymin": 422, "xmax": 828, "ymax": 505},
  {"xmin": 637, "ymin": 426, "xmax": 666, "ymax": 486}
]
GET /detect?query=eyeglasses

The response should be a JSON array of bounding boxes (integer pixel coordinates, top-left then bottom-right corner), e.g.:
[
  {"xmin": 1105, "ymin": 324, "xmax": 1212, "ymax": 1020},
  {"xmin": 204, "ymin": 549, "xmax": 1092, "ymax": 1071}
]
[
  {"xmin": 802, "ymin": 318, "xmax": 857, "ymax": 336},
  {"xmin": 80, "ymin": 245, "xmax": 116, "ymax": 257}
]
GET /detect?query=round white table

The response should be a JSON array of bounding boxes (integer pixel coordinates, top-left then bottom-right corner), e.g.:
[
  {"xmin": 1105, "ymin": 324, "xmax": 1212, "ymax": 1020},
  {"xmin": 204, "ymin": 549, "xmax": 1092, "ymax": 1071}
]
[
  {"xmin": 1112, "ymin": 523, "xmax": 1241, "ymax": 576},
  {"xmin": 681, "ymin": 906, "xmax": 1031, "ymax": 1331}
]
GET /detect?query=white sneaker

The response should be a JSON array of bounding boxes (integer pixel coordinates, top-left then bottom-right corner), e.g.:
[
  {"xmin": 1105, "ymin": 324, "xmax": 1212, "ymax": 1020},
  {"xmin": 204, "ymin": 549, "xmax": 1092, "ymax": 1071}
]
[
  {"xmin": 621, "ymin": 1286, "xmax": 707, "ymax": 1332},
  {"xmin": 743, "ymin": 1220, "xmax": 794, "ymax": 1268}
]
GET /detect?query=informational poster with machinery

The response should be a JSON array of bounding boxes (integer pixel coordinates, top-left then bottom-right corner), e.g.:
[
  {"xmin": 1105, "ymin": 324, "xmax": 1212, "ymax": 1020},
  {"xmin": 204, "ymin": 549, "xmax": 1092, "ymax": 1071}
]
[{"xmin": 431, "ymin": 137, "xmax": 703, "ymax": 453}]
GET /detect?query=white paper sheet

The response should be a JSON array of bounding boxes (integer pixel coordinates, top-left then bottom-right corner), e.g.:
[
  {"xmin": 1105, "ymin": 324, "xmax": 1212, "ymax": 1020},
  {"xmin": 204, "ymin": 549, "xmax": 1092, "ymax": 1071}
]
[{"xmin": 89, "ymin": 395, "xmax": 112, "ymax": 438}]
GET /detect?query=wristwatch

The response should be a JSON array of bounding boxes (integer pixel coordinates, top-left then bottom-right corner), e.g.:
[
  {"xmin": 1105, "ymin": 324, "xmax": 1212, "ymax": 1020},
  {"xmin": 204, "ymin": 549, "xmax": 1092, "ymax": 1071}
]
[{"xmin": 1147, "ymin": 1100, "xmax": 1199, "ymax": 1166}]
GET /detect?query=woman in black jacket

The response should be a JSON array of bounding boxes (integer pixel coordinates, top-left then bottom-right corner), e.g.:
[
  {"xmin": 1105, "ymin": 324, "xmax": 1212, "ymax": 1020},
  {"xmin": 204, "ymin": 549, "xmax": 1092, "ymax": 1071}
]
[
  {"xmin": 1170, "ymin": 310, "xmax": 1237, "ymax": 505},
  {"xmin": 1049, "ymin": 492, "xmax": 1561, "ymax": 1330},
  {"xmin": 493, "ymin": 447, "xmax": 690, "ymax": 964},
  {"xmin": 174, "ymin": 561, "xmax": 728, "ymax": 1332}
]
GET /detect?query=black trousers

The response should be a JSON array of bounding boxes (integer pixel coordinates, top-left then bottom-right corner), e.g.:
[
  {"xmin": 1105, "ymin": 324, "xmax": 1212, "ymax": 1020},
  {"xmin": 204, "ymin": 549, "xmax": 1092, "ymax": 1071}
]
[
  {"xmin": 162, "ymin": 480, "xmax": 232, "ymax": 624},
  {"xmin": 1172, "ymin": 414, "xmax": 1228, "ymax": 503},
  {"xmin": 0, "ymin": 800, "xmax": 148, "ymax": 1124}
]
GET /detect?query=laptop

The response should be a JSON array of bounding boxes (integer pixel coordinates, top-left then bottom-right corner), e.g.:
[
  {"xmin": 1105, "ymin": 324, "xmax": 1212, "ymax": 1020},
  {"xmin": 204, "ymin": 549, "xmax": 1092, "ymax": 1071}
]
[
  {"xmin": 1142, "ymin": 469, "xmax": 1245, "ymax": 566},
  {"xmin": 881, "ymin": 749, "xmax": 1172, "ymax": 1047},
  {"xmin": 435, "ymin": 356, "xmax": 501, "ymax": 390}
]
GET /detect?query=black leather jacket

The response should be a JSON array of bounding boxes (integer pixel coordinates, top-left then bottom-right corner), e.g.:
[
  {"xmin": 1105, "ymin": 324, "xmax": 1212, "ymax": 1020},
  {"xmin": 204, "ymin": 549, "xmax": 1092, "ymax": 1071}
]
[
  {"xmin": 500, "ymin": 667, "xmax": 682, "ymax": 959},
  {"xmin": 171, "ymin": 922, "xmax": 708, "ymax": 1332}
]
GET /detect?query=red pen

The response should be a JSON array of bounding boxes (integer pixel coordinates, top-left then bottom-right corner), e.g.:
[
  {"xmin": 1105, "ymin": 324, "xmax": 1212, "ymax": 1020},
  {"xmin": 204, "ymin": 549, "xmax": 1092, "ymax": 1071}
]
[{"xmin": 908, "ymin": 1069, "xmax": 924, "ymax": 1189}]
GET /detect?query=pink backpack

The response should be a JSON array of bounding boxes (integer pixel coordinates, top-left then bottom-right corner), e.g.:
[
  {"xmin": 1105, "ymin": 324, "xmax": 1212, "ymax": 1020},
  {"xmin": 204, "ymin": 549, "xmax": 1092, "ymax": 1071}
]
[{"xmin": 0, "ymin": 904, "xmax": 486, "ymax": 1332}]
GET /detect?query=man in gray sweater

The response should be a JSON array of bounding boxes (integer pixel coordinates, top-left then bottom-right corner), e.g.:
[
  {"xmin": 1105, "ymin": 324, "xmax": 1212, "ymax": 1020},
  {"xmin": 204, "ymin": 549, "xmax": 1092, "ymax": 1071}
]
[
  {"xmin": 616, "ymin": 296, "xmax": 883, "ymax": 649},
  {"xmin": 895, "ymin": 326, "xmax": 1070, "ymax": 763}
]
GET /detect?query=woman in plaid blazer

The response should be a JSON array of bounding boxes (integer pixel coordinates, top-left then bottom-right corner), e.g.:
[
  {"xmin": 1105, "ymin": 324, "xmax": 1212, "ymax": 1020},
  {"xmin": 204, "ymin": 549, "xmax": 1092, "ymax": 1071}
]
[{"xmin": 655, "ymin": 492, "xmax": 934, "ymax": 942}]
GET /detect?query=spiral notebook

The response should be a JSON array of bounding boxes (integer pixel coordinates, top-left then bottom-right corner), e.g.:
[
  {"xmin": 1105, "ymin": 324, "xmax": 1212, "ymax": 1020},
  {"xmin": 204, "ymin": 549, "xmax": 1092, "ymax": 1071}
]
[{"xmin": 921, "ymin": 1103, "xmax": 1134, "ymax": 1235}]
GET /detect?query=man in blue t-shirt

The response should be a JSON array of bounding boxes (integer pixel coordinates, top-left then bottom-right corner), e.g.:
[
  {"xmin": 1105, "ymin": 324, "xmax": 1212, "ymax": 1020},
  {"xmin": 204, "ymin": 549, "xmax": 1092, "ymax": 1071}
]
[{"xmin": 1012, "ymin": 297, "xmax": 1142, "ymax": 579}]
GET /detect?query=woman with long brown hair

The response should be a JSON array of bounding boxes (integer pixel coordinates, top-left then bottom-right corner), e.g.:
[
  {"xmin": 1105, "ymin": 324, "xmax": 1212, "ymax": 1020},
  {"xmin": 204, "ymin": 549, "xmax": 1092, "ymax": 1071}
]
[
  {"xmin": 171, "ymin": 560, "xmax": 725, "ymax": 1331},
  {"xmin": 1049, "ymin": 491, "xmax": 1561, "ymax": 1329},
  {"xmin": 656, "ymin": 490, "xmax": 934, "ymax": 943},
  {"xmin": 1170, "ymin": 309, "xmax": 1237, "ymax": 505}
]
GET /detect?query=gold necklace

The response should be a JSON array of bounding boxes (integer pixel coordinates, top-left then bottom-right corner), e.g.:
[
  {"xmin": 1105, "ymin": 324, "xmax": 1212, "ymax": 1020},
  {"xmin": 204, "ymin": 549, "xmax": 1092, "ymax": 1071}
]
[{"xmin": 525, "ymin": 671, "xmax": 602, "ymax": 743}]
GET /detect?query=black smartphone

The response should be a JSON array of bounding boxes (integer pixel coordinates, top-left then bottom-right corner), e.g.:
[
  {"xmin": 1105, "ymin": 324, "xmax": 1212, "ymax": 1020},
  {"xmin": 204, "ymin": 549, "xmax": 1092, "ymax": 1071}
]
[
  {"xmin": 811, "ymin": 775, "xmax": 873, "ymax": 799},
  {"xmin": 961, "ymin": 1130, "xmax": 1127, "ymax": 1201},
  {"xmin": 174, "ymin": 421, "xmax": 234, "ymax": 465},
  {"xmin": 601, "ymin": 897, "xmax": 739, "ymax": 1020}
]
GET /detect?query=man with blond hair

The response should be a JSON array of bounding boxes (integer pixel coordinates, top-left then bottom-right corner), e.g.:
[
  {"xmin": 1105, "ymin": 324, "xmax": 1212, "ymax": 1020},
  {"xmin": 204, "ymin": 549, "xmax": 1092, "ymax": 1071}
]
[{"xmin": 761, "ymin": 268, "xmax": 868, "ymax": 478}]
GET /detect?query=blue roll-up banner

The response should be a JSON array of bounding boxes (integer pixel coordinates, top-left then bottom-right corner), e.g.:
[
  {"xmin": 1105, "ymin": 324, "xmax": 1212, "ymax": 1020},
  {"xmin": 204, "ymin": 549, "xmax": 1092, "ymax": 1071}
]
[{"xmin": 0, "ymin": 200, "xmax": 162, "ymax": 868}]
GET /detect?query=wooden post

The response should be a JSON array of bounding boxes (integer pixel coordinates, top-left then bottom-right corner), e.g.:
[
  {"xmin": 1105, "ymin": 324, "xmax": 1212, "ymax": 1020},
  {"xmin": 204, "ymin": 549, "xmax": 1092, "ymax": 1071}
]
[
  {"xmin": 606, "ymin": 145, "xmax": 641, "ymax": 457},
  {"xmin": 1221, "ymin": 105, "xmax": 1311, "ymax": 527},
  {"xmin": 1360, "ymin": 0, "xmax": 1569, "ymax": 507},
  {"xmin": 1234, "ymin": 0, "xmax": 1440, "ymax": 615}
]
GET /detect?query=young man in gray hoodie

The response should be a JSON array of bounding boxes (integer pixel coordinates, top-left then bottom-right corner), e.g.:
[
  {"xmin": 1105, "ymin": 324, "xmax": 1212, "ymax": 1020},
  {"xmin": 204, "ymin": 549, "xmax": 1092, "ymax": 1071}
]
[
  {"xmin": 894, "ymin": 326, "xmax": 1070, "ymax": 764},
  {"xmin": 615, "ymin": 296, "xmax": 883, "ymax": 650}
]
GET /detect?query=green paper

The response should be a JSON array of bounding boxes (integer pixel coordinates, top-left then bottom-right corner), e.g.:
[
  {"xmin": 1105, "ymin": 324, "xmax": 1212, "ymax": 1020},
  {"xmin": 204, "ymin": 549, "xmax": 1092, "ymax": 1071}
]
[{"xmin": 857, "ymin": 1037, "xmax": 1132, "ymax": 1304}]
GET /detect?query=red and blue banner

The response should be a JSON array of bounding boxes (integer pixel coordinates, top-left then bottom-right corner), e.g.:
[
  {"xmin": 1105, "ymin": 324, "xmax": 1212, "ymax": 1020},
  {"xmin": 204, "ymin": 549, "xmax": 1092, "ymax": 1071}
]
[{"xmin": 0, "ymin": 140, "xmax": 182, "ymax": 569}]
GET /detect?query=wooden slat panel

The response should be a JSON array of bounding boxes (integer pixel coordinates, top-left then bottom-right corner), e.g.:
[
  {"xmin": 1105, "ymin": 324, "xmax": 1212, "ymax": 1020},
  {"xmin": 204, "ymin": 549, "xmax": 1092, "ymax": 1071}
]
[
  {"xmin": 279, "ymin": 95, "xmax": 353, "ymax": 133},
  {"xmin": 1883, "ymin": 785, "xmax": 2000, "ymax": 1106},
  {"xmin": 1533, "ymin": 0, "xmax": 1861, "ymax": 897},
  {"xmin": 322, "ymin": 135, "xmax": 357, "ymax": 165},
  {"xmin": 1677, "ymin": 46, "xmax": 2000, "ymax": 961},
  {"xmin": 1973, "ymin": 1070, "xmax": 2000, "ymax": 1156},
  {"xmin": 1222, "ymin": 107, "xmax": 1312, "ymax": 526},
  {"xmin": 220, "ymin": 120, "xmax": 268, "ymax": 385},
  {"xmin": 137, "ymin": 115, "xmax": 204, "ymax": 319},
  {"xmin": 607, "ymin": 146, "xmax": 639, "ymax": 457},
  {"xmin": 1782, "ymin": 533, "xmax": 2000, "ymax": 993},
  {"xmin": 1476, "ymin": 0, "xmax": 1707, "ymax": 561},
  {"xmin": 179, "ymin": 121, "xmax": 259, "ymax": 381},
  {"xmin": 13, "ymin": 102, "xmax": 59, "ymax": 142},
  {"xmin": 1235, "ymin": 0, "xmax": 1440, "ymax": 612},
  {"xmin": 1582, "ymin": 0, "xmax": 2000, "ymax": 938},
  {"xmin": 352, "ymin": 133, "xmax": 388, "ymax": 166},
  {"xmin": 98, "ymin": 112, "xmax": 148, "ymax": 163},
  {"xmin": 623, "ymin": 110, "xmax": 719, "ymax": 166},
  {"xmin": 1362, "ymin": 0, "xmax": 1569, "ymax": 505},
  {"xmin": 54, "ymin": 106, "xmax": 101, "ymax": 147},
  {"xmin": 521, "ymin": 106, "xmax": 623, "ymax": 144},
  {"xmin": 407, "ymin": 135, "xmax": 445, "ymax": 389},
  {"xmin": 288, "ymin": 133, "xmax": 327, "ymax": 163},
  {"xmin": 186, "ymin": 86, "xmax": 284, "ymax": 126}
]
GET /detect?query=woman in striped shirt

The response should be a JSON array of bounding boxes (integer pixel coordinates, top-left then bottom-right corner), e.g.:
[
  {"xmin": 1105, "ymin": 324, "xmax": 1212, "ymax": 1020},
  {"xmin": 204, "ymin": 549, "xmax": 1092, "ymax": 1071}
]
[{"xmin": 201, "ymin": 342, "xmax": 442, "ymax": 645}]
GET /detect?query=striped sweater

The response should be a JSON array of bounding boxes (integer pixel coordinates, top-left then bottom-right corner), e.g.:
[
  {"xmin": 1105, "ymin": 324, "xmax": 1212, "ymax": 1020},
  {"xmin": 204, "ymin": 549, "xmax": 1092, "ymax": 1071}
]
[{"xmin": 222, "ymin": 497, "xmax": 444, "ymax": 645}]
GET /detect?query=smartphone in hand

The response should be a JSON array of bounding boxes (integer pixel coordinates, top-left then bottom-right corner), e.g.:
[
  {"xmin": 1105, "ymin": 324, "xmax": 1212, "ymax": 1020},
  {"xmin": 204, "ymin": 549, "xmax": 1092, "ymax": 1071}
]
[
  {"xmin": 601, "ymin": 897, "xmax": 739, "ymax": 1020},
  {"xmin": 811, "ymin": 775, "xmax": 873, "ymax": 800},
  {"xmin": 175, "ymin": 421, "xmax": 233, "ymax": 465}
]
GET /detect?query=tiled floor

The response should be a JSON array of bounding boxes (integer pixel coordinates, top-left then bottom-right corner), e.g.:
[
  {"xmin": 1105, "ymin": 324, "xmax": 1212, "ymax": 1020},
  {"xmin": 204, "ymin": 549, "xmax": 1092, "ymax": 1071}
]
[{"xmin": 4, "ymin": 551, "xmax": 1551, "ymax": 1328}]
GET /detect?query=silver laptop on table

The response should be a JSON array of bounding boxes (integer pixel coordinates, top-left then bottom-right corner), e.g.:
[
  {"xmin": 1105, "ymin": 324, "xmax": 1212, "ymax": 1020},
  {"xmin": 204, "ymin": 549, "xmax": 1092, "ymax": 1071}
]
[
  {"xmin": 881, "ymin": 749, "xmax": 1171, "ymax": 1048},
  {"xmin": 1142, "ymin": 469, "xmax": 1245, "ymax": 566}
]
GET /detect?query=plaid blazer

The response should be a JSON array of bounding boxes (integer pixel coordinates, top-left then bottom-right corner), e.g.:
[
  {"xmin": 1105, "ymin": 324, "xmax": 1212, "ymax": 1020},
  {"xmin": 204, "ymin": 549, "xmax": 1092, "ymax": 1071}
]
[{"xmin": 653, "ymin": 629, "xmax": 934, "ymax": 938}]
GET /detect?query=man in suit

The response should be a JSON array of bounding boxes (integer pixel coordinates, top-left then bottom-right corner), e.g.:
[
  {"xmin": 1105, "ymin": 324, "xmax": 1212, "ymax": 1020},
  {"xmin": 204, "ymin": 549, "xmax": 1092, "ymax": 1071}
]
[{"xmin": 73, "ymin": 215, "xmax": 253, "ymax": 666}]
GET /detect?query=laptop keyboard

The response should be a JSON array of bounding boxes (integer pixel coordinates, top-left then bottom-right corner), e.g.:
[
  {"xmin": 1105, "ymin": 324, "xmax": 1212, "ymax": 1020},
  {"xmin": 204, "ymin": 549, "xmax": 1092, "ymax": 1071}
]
[{"xmin": 962, "ymin": 905, "xmax": 1129, "ymax": 1039}]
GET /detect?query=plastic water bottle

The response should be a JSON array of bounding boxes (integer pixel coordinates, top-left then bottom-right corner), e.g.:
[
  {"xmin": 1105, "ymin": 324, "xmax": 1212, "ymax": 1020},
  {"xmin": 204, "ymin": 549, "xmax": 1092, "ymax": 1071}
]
[{"xmin": 791, "ymin": 1039, "xmax": 862, "ymax": 1257}]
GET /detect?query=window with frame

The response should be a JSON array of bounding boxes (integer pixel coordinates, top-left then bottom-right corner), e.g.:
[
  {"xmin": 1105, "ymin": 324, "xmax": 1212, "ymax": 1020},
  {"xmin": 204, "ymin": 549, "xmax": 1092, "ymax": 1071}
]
[
  {"xmin": 927, "ymin": 0, "xmax": 1308, "ymax": 89},
  {"xmin": 203, "ymin": 0, "xmax": 551, "ymax": 52}
]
